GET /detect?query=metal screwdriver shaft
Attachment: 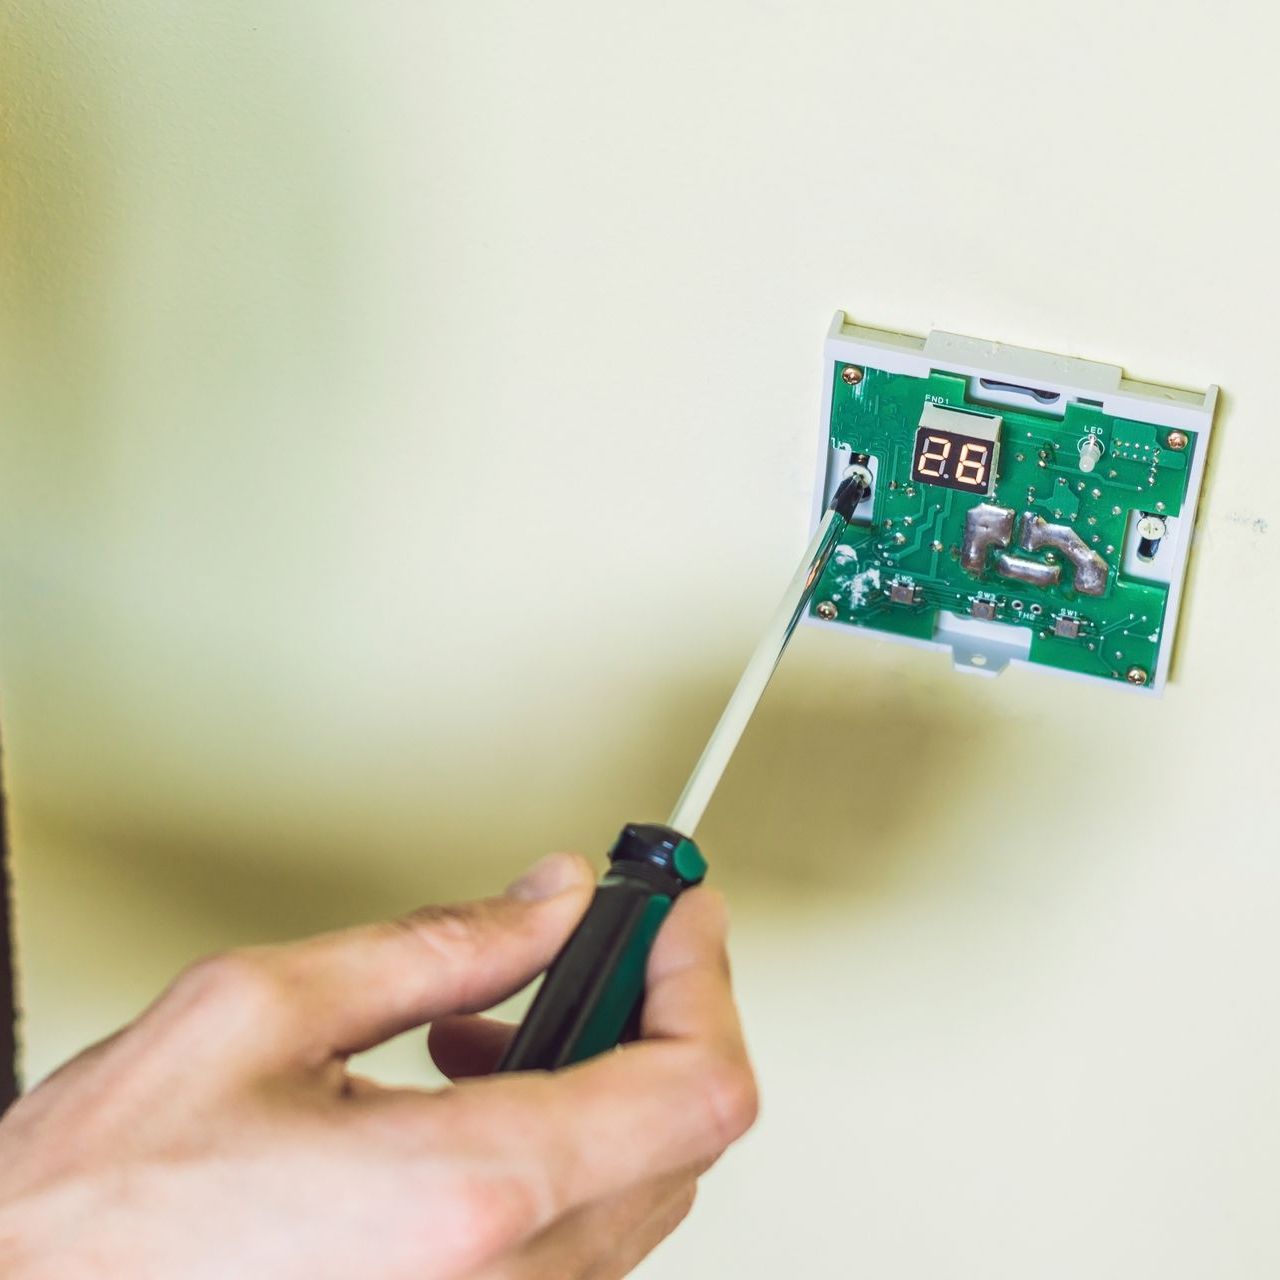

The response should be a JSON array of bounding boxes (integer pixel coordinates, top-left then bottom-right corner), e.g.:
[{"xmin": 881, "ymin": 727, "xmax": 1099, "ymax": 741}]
[
  {"xmin": 669, "ymin": 510, "xmax": 845, "ymax": 835},
  {"xmin": 668, "ymin": 457, "xmax": 873, "ymax": 834},
  {"xmin": 497, "ymin": 460, "xmax": 872, "ymax": 1073}
]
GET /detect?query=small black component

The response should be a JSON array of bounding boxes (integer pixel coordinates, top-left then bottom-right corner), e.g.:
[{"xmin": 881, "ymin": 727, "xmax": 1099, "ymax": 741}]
[{"xmin": 1136, "ymin": 513, "xmax": 1168, "ymax": 562}]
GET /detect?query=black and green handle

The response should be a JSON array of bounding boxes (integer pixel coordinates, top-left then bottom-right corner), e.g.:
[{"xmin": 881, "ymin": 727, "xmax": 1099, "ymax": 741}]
[{"xmin": 496, "ymin": 823, "xmax": 707, "ymax": 1072}]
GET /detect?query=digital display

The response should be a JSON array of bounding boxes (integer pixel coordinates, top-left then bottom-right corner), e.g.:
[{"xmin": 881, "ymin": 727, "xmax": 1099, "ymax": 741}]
[{"xmin": 910, "ymin": 426, "xmax": 997, "ymax": 494}]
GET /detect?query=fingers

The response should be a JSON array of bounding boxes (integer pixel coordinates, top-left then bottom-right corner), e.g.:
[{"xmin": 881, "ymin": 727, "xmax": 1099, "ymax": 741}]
[
  {"xmin": 430, "ymin": 882, "xmax": 749, "ymax": 1085},
  {"xmin": 158, "ymin": 853, "xmax": 596, "ymax": 1064},
  {"xmin": 639, "ymin": 885, "xmax": 747, "ymax": 1060},
  {"xmin": 430, "ymin": 881, "xmax": 746, "ymax": 1083},
  {"xmin": 527, "ymin": 888, "xmax": 755, "ymax": 1185},
  {"xmin": 297, "ymin": 853, "xmax": 595, "ymax": 1056},
  {"xmin": 409, "ymin": 887, "xmax": 756, "ymax": 1247},
  {"xmin": 429, "ymin": 1014, "xmax": 515, "ymax": 1080}
]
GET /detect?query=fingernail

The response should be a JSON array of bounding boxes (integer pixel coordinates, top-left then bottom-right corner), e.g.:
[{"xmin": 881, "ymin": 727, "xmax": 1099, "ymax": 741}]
[{"xmin": 504, "ymin": 852, "xmax": 577, "ymax": 902}]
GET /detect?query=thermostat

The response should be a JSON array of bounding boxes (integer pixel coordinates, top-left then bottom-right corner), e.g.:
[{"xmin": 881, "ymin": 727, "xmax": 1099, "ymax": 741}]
[{"xmin": 809, "ymin": 312, "xmax": 1218, "ymax": 693}]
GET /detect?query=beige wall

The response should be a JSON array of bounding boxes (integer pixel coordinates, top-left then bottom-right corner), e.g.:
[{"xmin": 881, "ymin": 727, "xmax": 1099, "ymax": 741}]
[{"xmin": 2, "ymin": 2, "xmax": 1277, "ymax": 1275}]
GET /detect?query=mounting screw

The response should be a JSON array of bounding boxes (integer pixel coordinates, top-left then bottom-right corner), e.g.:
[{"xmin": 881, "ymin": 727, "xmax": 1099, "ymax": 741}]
[
  {"xmin": 841, "ymin": 366, "xmax": 864, "ymax": 386},
  {"xmin": 1126, "ymin": 666, "xmax": 1149, "ymax": 686},
  {"xmin": 1166, "ymin": 430, "xmax": 1188, "ymax": 451},
  {"xmin": 816, "ymin": 601, "xmax": 838, "ymax": 621}
]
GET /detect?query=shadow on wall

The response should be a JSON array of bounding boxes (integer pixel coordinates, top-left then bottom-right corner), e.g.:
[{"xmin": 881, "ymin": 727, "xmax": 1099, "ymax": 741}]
[
  {"xmin": 0, "ymin": 1, "xmax": 119, "ymax": 1099},
  {"xmin": 20, "ymin": 645, "xmax": 1006, "ymax": 964},
  {"xmin": 702, "ymin": 656, "xmax": 991, "ymax": 902},
  {"xmin": 0, "ymin": 2, "xmax": 371, "ymax": 848},
  {"xmin": 0, "ymin": 5, "xmax": 1023, "ymax": 1012},
  {"xmin": 0, "ymin": 4, "xmax": 385, "ymax": 1076}
]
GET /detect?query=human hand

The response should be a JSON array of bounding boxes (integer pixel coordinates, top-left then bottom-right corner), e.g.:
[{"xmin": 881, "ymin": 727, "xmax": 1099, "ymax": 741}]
[{"xmin": 0, "ymin": 853, "xmax": 756, "ymax": 1279}]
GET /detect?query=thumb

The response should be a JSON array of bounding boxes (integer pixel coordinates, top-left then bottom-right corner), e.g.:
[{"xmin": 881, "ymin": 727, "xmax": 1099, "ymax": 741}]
[{"xmin": 259, "ymin": 852, "xmax": 596, "ymax": 1060}]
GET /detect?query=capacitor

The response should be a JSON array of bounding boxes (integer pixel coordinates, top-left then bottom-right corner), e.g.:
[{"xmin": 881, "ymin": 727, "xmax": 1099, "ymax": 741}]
[
  {"xmin": 1077, "ymin": 434, "xmax": 1104, "ymax": 474},
  {"xmin": 1136, "ymin": 512, "xmax": 1167, "ymax": 561}
]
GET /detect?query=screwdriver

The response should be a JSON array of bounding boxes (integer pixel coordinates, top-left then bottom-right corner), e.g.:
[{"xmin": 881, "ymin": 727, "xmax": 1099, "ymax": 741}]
[{"xmin": 497, "ymin": 458, "xmax": 873, "ymax": 1072}]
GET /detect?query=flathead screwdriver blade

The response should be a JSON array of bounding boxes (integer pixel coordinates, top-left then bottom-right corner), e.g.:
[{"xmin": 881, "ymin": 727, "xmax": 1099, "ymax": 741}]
[{"xmin": 666, "ymin": 464, "xmax": 870, "ymax": 837}]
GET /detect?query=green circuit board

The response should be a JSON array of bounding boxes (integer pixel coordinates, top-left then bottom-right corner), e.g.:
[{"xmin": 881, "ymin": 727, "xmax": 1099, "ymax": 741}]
[{"xmin": 811, "ymin": 364, "xmax": 1199, "ymax": 686}]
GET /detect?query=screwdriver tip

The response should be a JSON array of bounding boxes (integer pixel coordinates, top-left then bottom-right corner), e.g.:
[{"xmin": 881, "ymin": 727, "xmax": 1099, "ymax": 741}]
[{"xmin": 830, "ymin": 462, "xmax": 872, "ymax": 519}]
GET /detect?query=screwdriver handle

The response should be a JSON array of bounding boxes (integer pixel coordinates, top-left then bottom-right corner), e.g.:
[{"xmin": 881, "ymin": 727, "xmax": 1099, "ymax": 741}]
[{"xmin": 496, "ymin": 824, "xmax": 707, "ymax": 1073}]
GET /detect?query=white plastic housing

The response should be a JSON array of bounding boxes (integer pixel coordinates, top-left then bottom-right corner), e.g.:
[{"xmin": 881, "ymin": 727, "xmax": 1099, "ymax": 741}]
[{"xmin": 810, "ymin": 311, "xmax": 1219, "ymax": 695}]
